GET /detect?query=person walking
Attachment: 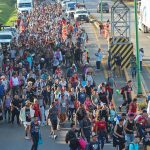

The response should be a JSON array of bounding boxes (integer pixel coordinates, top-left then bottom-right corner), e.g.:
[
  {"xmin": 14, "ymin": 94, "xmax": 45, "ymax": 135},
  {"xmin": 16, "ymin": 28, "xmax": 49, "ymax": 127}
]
[
  {"xmin": 95, "ymin": 48, "xmax": 103, "ymax": 71},
  {"xmin": 114, "ymin": 53, "xmax": 122, "ymax": 77},
  {"xmin": 95, "ymin": 117, "xmax": 107, "ymax": 150},
  {"xmin": 30, "ymin": 117, "xmax": 40, "ymax": 150},
  {"xmin": 124, "ymin": 113, "xmax": 136, "ymax": 150},
  {"xmin": 80, "ymin": 113, "xmax": 92, "ymax": 143},
  {"xmin": 20, "ymin": 100, "xmax": 35, "ymax": 140},
  {"xmin": 113, "ymin": 119, "xmax": 125, "ymax": 150},
  {"xmin": 11, "ymin": 94, "xmax": 21, "ymax": 125},
  {"xmin": 3, "ymin": 93, "xmax": 11, "ymax": 122},
  {"xmin": 119, "ymin": 80, "xmax": 133, "ymax": 112},
  {"xmin": 139, "ymin": 48, "xmax": 144, "ymax": 71},
  {"xmin": 130, "ymin": 54, "xmax": 137, "ymax": 79},
  {"xmin": 65, "ymin": 123, "xmax": 80, "ymax": 150},
  {"xmin": 48, "ymin": 102, "xmax": 59, "ymax": 140}
]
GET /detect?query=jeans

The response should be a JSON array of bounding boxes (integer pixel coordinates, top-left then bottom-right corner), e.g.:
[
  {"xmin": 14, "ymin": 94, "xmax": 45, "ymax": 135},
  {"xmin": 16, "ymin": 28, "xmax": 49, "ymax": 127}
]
[
  {"xmin": 4, "ymin": 107, "xmax": 10, "ymax": 121},
  {"xmin": 68, "ymin": 108, "xmax": 75, "ymax": 121},
  {"xmin": 140, "ymin": 61, "xmax": 142, "ymax": 71},
  {"xmin": 98, "ymin": 131, "xmax": 105, "ymax": 149},
  {"xmin": 126, "ymin": 134, "xmax": 134, "ymax": 146},
  {"xmin": 31, "ymin": 133, "xmax": 39, "ymax": 150},
  {"xmin": 96, "ymin": 61, "xmax": 101, "ymax": 69},
  {"xmin": 12, "ymin": 86, "xmax": 19, "ymax": 97},
  {"xmin": 11, "ymin": 110, "xmax": 20, "ymax": 124}
]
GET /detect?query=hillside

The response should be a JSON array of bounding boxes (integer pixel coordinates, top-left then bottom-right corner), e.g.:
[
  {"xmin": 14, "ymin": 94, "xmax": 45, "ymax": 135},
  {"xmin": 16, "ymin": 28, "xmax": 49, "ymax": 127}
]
[{"xmin": 0, "ymin": 0, "xmax": 17, "ymax": 25}]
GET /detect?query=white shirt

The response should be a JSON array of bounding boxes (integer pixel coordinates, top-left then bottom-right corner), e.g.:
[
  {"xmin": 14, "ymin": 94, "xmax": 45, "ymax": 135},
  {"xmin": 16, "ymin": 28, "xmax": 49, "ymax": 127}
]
[
  {"xmin": 12, "ymin": 77, "xmax": 19, "ymax": 86},
  {"xmin": 95, "ymin": 51, "xmax": 103, "ymax": 61},
  {"xmin": 139, "ymin": 51, "xmax": 144, "ymax": 61},
  {"xmin": 59, "ymin": 81, "xmax": 67, "ymax": 87},
  {"xmin": 2, "ymin": 80, "xmax": 8, "ymax": 90},
  {"xmin": 86, "ymin": 75, "xmax": 94, "ymax": 86}
]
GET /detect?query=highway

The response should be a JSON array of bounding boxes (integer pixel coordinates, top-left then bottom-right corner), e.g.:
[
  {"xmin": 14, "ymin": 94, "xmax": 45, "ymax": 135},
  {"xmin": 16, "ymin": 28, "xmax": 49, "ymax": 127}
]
[
  {"xmin": 0, "ymin": 0, "xmax": 149, "ymax": 150},
  {"xmin": 0, "ymin": 2, "xmax": 114, "ymax": 150}
]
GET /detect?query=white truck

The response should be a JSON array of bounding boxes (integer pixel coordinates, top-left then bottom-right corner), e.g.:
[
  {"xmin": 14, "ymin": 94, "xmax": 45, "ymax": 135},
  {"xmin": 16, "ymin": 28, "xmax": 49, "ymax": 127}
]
[
  {"xmin": 138, "ymin": 0, "xmax": 150, "ymax": 33},
  {"xmin": 17, "ymin": 0, "xmax": 33, "ymax": 13}
]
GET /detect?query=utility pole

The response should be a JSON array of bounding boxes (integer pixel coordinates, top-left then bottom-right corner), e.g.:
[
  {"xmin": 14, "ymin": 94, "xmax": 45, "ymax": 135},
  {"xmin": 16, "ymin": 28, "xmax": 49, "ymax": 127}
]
[
  {"xmin": 100, "ymin": 0, "xmax": 103, "ymax": 22},
  {"xmin": 134, "ymin": 0, "xmax": 142, "ymax": 95}
]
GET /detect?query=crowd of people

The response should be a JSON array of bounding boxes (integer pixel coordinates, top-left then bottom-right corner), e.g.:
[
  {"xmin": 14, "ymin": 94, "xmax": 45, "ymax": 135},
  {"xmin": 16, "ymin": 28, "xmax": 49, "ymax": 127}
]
[{"xmin": 0, "ymin": 1, "xmax": 150, "ymax": 150}]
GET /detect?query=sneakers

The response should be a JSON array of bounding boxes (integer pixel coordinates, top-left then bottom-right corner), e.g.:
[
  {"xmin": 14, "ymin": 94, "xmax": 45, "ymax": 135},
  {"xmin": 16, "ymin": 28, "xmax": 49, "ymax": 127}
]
[
  {"xmin": 25, "ymin": 136, "xmax": 30, "ymax": 140},
  {"xmin": 54, "ymin": 135, "xmax": 57, "ymax": 140}
]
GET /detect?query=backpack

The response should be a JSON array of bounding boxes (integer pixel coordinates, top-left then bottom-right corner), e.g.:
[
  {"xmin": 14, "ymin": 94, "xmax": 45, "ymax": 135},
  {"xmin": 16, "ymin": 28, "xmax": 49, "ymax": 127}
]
[{"xmin": 66, "ymin": 130, "xmax": 79, "ymax": 149}]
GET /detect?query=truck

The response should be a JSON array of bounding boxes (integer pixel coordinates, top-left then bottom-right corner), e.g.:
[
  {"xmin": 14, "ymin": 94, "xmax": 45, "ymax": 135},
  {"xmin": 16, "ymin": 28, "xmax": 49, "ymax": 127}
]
[
  {"xmin": 17, "ymin": 0, "xmax": 33, "ymax": 13},
  {"xmin": 65, "ymin": 2, "xmax": 76, "ymax": 17},
  {"xmin": 138, "ymin": 0, "xmax": 150, "ymax": 33}
]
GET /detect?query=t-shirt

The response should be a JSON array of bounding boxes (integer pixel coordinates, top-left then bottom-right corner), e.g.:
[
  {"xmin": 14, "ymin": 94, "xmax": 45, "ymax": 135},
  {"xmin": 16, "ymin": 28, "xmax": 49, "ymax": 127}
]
[
  {"xmin": 12, "ymin": 99, "xmax": 21, "ymax": 111},
  {"xmin": 137, "ymin": 116, "xmax": 148, "ymax": 126},
  {"xmin": 31, "ymin": 122, "xmax": 39, "ymax": 134},
  {"xmin": 25, "ymin": 107, "xmax": 31, "ymax": 122},
  {"xmin": 78, "ymin": 92, "xmax": 86, "ymax": 104},
  {"xmin": 95, "ymin": 120, "xmax": 106, "ymax": 130},
  {"xmin": 49, "ymin": 107, "xmax": 58, "ymax": 121},
  {"xmin": 124, "ymin": 85, "xmax": 132, "ymax": 100},
  {"xmin": 80, "ymin": 119, "xmax": 91, "ymax": 137}
]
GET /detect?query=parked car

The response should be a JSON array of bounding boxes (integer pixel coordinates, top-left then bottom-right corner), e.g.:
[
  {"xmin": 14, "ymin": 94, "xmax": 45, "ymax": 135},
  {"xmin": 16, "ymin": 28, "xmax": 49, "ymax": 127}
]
[
  {"xmin": 97, "ymin": 2, "xmax": 109, "ymax": 13},
  {"xmin": 61, "ymin": 0, "xmax": 71, "ymax": 11},
  {"xmin": 3, "ymin": 26, "xmax": 18, "ymax": 38},
  {"xmin": 0, "ymin": 31, "xmax": 13, "ymax": 50}
]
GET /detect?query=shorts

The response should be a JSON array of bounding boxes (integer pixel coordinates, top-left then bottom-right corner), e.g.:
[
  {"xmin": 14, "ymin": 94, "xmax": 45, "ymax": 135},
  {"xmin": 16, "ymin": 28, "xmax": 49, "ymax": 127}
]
[
  {"xmin": 59, "ymin": 113, "xmax": 66, "ymax": 123},
  {"xmin": 51, "ymin": 120, "xmax": 57, "ymax": 130},
  {"xmin": 23, "ymin": 121, "xmax": 31, "ymax": 128}
]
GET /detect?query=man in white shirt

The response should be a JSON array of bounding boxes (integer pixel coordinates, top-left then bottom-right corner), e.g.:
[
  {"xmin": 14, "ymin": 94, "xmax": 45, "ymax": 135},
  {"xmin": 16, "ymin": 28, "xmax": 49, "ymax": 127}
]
[
  {"xmin": 11, "ymin": 73, "xmax": 19, "ymax": 96},
  {"xmin": 95, "ymin": 48, "xmax": 103, "ymax": 70}
]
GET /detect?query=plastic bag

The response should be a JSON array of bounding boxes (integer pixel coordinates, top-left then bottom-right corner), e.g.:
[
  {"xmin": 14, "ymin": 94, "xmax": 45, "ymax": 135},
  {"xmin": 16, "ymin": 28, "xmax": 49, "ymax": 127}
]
[
  {"xmin": 78, "ymin": 137, "xmax": 87, "ymax": 150},
  {"xmin": 38, "ymin": 129, "xmax": 43, "ymax": 145},
  {"xmin": 129, "ymin": 143, "xmax": 138, "ymax": 150}
]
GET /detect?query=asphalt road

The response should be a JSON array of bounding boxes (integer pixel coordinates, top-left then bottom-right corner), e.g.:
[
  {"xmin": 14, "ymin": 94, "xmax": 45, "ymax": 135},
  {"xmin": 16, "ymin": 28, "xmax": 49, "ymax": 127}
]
[
  {"xmin": 0, "ymin": 18, "xmax": 115, "ymax": 150},
  {"xmin": 84, "ymin": 0, "xmax": 150, "ymax": 59},
  {"xmin": 0, "ymin": 1, "xmax": 149, "ymax": 150}
]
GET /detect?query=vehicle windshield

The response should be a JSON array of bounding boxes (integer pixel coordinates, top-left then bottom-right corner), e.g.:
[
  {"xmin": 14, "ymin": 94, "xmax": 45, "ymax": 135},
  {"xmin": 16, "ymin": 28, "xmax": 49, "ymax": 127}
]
[
  {"xmin": 67, "ymin": 3, "xmax": 76, "ymax": 8},
  {"xmin": 4, "ymin": 28, "xmax": 16, "ymax": 32},
  {"xmin": 18, "ymin": 3, "xmax": 31, "ymax": 8},
  {"xmin": 100, "ymin": 3, "xmax": 108, "ymax": 7},
  {"xmin": 0, "ymin": 35, "xmax": 12, "ymax": 40},
  {"xmin": 76, "ymin": 11, "xmax": 88, "ymax": 14},
  {"xmin": 69, "ymin": 7, "xmax": 75, "ymax": 10}
]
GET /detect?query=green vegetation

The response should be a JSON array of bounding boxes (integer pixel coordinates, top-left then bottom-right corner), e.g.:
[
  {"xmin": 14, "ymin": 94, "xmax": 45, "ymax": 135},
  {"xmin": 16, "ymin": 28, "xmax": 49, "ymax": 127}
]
[{"xmin": 0, "ymin": 0, "xmax": 17, "ymax": 26}]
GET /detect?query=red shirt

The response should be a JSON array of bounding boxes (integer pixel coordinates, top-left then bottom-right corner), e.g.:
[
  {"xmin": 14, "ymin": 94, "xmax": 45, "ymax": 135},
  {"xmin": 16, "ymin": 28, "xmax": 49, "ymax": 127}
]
[
  {"xmin": 129, "ymin": 102, "xmax": 137, "ymax": 113},
  {"xmin": 137, "ymin": 116, "xmax": 148, "ymax": 126},
  {"xmin": 33, "ymin": 103, "xmax": 40, "ymax": 117},
  {"xmin": 95, "ymin": 120, "xmax": 106, "ymax": 130}
]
